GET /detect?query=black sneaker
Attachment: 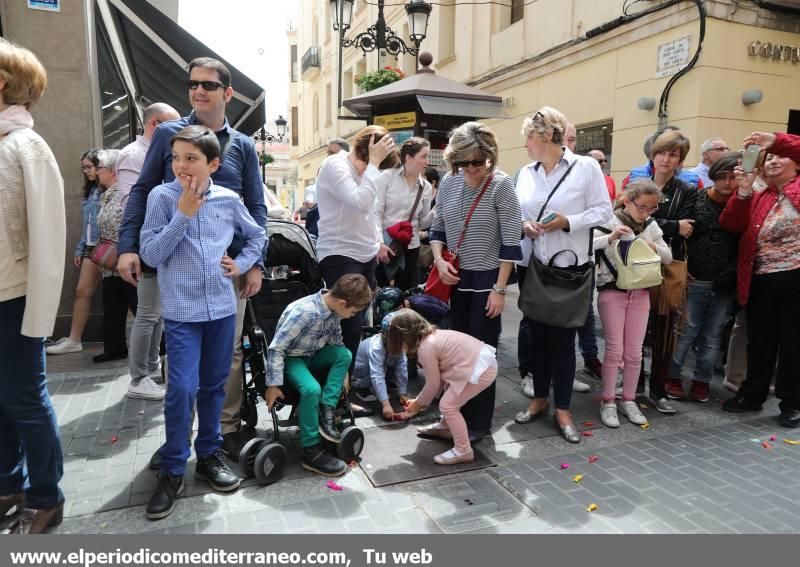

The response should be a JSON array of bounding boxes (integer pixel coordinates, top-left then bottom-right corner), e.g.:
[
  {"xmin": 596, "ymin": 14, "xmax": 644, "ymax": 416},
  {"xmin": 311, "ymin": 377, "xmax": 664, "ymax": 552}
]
[
  {"xmin": 148, "ymin": 450, "xmax": 161, "ymax": 471},
  {"xmin": 722, "ymin": 396, "xmax": 763, "ymax": 413},
  {"xmin": 778, "ymin": 408, "xmax": 800, "ymax": 428},
  {"xmin": 319, "ymin": 405, "xmax": 341, "ymax": 442},
  {"xmin": 221, "ymin": 428, "xmax": 256, "ymax": 462},
  {"xmin": 302, "ymin": 444, "xmax": 347, "ymax": 476},
  {"xmin": 195, "ymin": 450, "xmax": 241, "ymax": 492},
  {"xmin": 146, "ymin": 474, "xmax": 184, "ymax": 520},
  {"xmin": 92, "ymin": 351, "xmax": 128, "ymax": 363},
  {"xmin": 355, "ymin": 388, "xmax": 377, "ymax": 403}
]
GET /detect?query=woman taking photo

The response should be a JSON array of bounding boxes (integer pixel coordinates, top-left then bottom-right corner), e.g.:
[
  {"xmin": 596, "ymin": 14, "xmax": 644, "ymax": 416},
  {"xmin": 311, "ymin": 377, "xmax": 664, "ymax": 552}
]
[
  {"xmin": 427, "ymin": 121, "xmax": 522, "ymax": 443},
  {"xmin": 513, "ymin": 107, "xmax": 611, "ymax": 443},
  {"xmin": 0, "ymin": 37, "xmax": 66, "ymax": 534},
  {"xmin": 375, "ymin": 137, "xmax": 434, "ymax": 290},
  {"xmin": 315, "ymin": 125, "xmax": 398, "ymax": 361},
  {"xmin": 721, "ymin": 132, "xmax": 800, "ymax": 428},
  {"xmin": 93, "ymin": 149, "xmax": 138, "ymax": 363},
  {"xmin": 46, "ymin": 149, "xmax": 103, "ymax": 355}
]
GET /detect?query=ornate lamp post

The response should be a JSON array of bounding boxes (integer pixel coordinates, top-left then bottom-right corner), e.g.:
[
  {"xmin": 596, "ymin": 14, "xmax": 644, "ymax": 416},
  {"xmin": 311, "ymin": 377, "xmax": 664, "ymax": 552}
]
[{"xmin": 252, "ymin": 115, "xmax": 287, "ymax": 180}]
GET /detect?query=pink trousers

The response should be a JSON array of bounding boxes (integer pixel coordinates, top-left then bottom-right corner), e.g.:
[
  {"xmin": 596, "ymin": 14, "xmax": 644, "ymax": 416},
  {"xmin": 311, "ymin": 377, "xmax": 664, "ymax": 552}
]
[
  {"xmin": 439, "ymin": 365, "xmax": 497, "ymax": 453},
  {"xmin": 597, "ymin": 289, "xmax": 651, "ymax": 402}
]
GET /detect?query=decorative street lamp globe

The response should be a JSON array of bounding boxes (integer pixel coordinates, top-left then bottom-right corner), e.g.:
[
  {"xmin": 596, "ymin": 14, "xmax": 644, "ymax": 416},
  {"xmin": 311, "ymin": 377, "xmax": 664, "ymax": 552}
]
[
  {"xmin": 406, "ymin": 0, "xmax": 432, "ymax": 46},
  {"xmin": 275, "ymin": 115, "xmax": 287, "ymax": 139},
  {"xmin": 330, "ymin": 0, "xmax": 354, "ymax": 32}
]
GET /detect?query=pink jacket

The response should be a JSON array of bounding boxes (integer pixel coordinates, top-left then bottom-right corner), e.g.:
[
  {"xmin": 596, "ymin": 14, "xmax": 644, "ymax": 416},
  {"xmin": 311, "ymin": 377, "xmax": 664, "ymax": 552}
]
[{"xmin": 416, "ymin": 330, "xmax": 492, "ymax": 407}]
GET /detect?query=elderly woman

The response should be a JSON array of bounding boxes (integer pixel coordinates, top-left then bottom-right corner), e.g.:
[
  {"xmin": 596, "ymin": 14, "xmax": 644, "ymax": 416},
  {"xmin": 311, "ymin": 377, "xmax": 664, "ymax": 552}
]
[
  {"xmin": 315, "ymin": 125, "xmax": 398, "ymax": 362},
  {"xmin": 46, "ymin": 149, "xmax": 103, "ymax": 355},
  {"xmin": 375, "ymin": 137, "xmax": 434, "ymax": 290},
  {"xmin": 513, "ymin": 107, "xmax": 611, "ymax": 443},
  {"xmin": 721, "ymin": 132, "xmax": 800, "ymax": 428},
  {"xmin": 425, "ymin": 122, "xmax": 522, "ymax": 443},
  {"xmin": 93, "ymin": 149, "xmax": 137, "ymax": 363},
  {"xmin": 0, "ymin": 37, "xmax": 66, "ymax": 533}
]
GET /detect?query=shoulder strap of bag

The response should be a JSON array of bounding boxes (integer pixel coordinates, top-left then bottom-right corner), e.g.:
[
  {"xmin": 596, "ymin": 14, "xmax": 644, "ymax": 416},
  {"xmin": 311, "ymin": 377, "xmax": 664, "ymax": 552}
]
[
  {"xmin": 535, "ymin": 160, "xmax": 578, "ymax": 222},
  {"xmin": 455, "ymin": 172, "xmax": 495, "ymax": 252},
  {"xmin": 597, "ymin": 250, "xmax": 618, "ymax": 279},
  {"xmin": 407, "ymin": 180, "xmax": 425, "ymax": 222}
]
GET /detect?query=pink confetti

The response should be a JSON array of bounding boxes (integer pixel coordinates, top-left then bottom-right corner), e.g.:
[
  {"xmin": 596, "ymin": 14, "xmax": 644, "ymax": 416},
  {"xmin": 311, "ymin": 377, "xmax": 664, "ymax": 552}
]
[
  {"xmin": 581, "ymin": 431, "xmax": 594, "ymax": 437},
  {"xmin": 588, "ymin": 455, "xmax": 599, "ymax": 464},
  {"xmin": 110, "ymin": 435, "xmax": 118, "ymax": 444},
  {"xmin": 581, "ymin": 421, "xmax": 594, "ymax": 427},
  {"xmin": 326, "ymin": 480, "xmax": 344, "ymax": 491},
  {"xmin": 769, "ymin": 435, "xmax": 777, "ymax": 442},
  {"xmin": 560, "ymin": 463, "xmax": 570, "ymax": 470},
  {"xmin": 762, "ymin": 441, "xmax": 773, "ymax": 451}
]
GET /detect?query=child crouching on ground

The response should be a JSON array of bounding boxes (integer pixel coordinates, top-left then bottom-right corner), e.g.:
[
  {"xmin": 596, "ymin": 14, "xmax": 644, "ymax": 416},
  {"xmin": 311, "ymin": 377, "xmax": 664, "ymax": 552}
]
[
  {"xmin": 389, "ymin": 309, "xmax": 497, "ymax": 465},
  {"xmin": 353, "ymin": 312, "xmax": 410, "ymax": 420},
  {"xmin": 140, "ymin": 125, "xmax": 266, "ymax": 520},
  {"xmin": 265, "ymin": 274, "xmax": 372, "ymax": 477}
]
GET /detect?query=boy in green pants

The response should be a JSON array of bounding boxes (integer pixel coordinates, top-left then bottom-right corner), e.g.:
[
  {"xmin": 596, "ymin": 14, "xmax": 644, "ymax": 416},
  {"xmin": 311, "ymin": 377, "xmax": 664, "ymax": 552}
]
[{"xmin": 265, "ymin": 274, "xmax": 372, "ymax": 476}]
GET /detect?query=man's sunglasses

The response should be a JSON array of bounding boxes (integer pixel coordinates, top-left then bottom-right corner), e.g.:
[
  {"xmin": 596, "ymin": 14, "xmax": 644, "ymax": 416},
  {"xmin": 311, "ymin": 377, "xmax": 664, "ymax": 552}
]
[
  {"xmin": 454, "ymin": 159, "xmax": 487, "ymax": 168},
  {"xmin": 186, "ymin": 80, "xmax": 228, "ymax": 91},
  {"xmin": 596, "ymin": 158, "xmax": 608, "ymax": 164}
]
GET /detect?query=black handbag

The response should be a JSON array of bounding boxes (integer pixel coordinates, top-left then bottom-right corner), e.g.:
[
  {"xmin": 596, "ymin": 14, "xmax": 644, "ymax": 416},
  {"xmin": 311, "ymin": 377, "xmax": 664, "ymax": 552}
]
[{"xmin": 518, "ymin": 160, "xmax": 594, "ymax": 328}]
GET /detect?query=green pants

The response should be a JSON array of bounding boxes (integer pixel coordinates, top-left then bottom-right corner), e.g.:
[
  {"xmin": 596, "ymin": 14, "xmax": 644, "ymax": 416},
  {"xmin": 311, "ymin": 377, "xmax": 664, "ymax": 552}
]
[{"xmin": 285, "ymin": 344, "xmax": 352, "ymax": 448}]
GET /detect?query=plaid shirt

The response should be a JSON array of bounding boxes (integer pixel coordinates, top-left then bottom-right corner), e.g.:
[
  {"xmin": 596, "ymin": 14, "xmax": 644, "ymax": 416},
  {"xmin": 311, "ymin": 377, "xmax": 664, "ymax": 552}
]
[
  {"xmin": 140, "ymin": 179, "xmax": 266, "ymax": 323},
  {"xmin": 266, "ymin": 292, "xmax": 344, "ymax": 386}
]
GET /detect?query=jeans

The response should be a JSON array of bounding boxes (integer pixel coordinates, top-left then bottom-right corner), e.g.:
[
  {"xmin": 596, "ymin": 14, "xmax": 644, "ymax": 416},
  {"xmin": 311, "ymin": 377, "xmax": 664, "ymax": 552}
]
[
  {"xmin": 102, "ymin": 275, "xmax": 137, "ymax": 355},
  {"xmin": 285, "ymin": 345, "xmax": 351, "ymax": 448},
  {"xmin": 159, "ymin": 315, "xmax": 236, "ymax": 476},
  {"xmin": 577, "ymin": 301, "xmax": 599, "ymax": 361},
  {"xmin": 670, "ymin": 281, "xmax": 733, "ymax": 383},
  {"xmin": 597, "ymin": 289, "xmax": 650, "ymax": 402},
  {"xmin": 0, "ymin": 297, "xmax": 63, "ymax": 509},
  {"xmin": 128, "ymin": 273, "xmax": 162, "ymax": 384}
]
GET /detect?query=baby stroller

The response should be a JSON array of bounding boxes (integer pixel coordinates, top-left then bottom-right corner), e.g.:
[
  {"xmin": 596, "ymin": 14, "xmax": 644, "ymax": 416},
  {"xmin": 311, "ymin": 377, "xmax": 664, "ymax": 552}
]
[
  {"xmin": 237, "ymin": 220, "xmax": 365, "ymax": 485},
  {"xmin": 363, "ymin": 284, "xmax": 449, "ymax": 338}
]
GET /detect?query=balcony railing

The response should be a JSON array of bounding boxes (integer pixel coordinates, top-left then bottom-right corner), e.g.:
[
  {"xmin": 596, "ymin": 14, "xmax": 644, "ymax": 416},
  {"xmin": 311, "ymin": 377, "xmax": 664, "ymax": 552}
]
[{"xmin": 301, "ymin": 46, "xmax": 321, "ymax": 78}]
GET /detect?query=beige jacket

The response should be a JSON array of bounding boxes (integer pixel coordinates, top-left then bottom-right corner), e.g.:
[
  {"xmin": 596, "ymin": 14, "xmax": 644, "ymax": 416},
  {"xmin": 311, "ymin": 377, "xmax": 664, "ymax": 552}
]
[{"xmin": 0, "ymin": 128, "xmax": 66, "ymax": 337}]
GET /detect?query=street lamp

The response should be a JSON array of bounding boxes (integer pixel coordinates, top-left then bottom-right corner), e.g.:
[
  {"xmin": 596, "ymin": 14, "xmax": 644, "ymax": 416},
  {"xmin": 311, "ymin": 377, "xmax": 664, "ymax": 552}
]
[{"xmin": 252, "ymin": 115, "xmax": 288, "ymax": 180}]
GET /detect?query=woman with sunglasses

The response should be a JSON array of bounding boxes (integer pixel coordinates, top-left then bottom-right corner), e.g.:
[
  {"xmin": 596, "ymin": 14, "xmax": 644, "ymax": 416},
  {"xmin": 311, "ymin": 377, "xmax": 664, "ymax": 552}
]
[
  {"xmin": 513, "ymin": 107, "xmax": 611, "ymax": 443},
  {"xmin": 46, "ymin": 149, "xmax": 104, "ymax": 355},
  {"xmin": 424, "ymin": 122, "xmax": 522, "ymax": 444}
]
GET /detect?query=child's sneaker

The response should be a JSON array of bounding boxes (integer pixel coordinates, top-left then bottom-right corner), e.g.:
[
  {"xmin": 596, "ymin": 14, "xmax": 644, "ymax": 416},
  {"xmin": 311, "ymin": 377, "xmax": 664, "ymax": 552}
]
[
  {"xmin": 417, "ymin": 422, "xmax": 453, "ymax": 440},
  {"xmin": 619, "ymin": 400, "xmax": 648, "ymax": 425},
  {"xmin": 433, "ymin": 448, "xmax": 474, "ymax": 465},
  {"xmin": 355, "ymin": 388, "xmax": 377, "ymax": 403},
  {"xmin": 302, "ymin": 445, "xmax": 347, "ymax": 476},
  {"xmin": 600, "ymin": 402, "xmax": 619, "ymax": 428},
  {"xmin": 45, "ymin": 338, "xmax": 82, "ymax": 355}
]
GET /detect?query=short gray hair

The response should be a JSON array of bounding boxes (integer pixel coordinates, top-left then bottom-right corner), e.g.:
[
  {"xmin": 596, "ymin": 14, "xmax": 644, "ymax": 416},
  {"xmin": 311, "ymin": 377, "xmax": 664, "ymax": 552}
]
[
  {"xmin": 96, "ymin": 149, "xmax": 120, "ymax": 169},
  {"xmin": 700, "ymin": 137, "xmax": 724, "ymax": 153},
  {"xmin": 521, "ymin": 106, "xmax": 567, "ymax": 146},
  {"xmin": 327, "ymin": 137, "xmax": 349, "ymax": 152},
  {"xmin": 444, "ymin": 122, "xmax": 499, "ymax": 174}
]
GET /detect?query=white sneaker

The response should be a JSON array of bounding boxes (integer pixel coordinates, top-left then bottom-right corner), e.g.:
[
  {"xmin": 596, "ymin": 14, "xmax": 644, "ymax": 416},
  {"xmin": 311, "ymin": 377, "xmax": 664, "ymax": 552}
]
[
  {"xmin": 45, "ymin": 338, "xmax": 82, "ymax": 355},
  {"xmin": 126, "ymin": 376, "xmax": 165, "ymax": 400},
  {"xmin": 619, "ymin": 400, "xmax": 648, "ymax": 425},
  {"xmin": 653, "ymin": 396, "xmax": 677, "ymax": 415},
  {"xmin": 573, "ymin": 379, "xmax": 591, "ymax": 393},
  {"xmin": 600, "ymin": 403, "xmax": 620, "ymax": 428},
  {"xmin": 521, "ymin": 375, "xmax": 535, "ymax": 398}
]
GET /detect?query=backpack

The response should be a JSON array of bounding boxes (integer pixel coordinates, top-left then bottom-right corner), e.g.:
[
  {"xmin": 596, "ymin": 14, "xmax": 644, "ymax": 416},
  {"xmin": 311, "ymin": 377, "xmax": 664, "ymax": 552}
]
[{"xmin": 596, "ymin": 222, "xmax": 663, "ymax": 290}]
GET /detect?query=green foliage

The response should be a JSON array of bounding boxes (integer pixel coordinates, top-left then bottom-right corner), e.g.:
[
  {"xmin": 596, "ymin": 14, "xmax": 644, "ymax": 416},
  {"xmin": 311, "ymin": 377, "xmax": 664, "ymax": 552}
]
[
  {"xmin": 259, "ymin": 152, "xmax": 275, "ymax": 167},
  {"xmin": 354, "ymin": 66, "xmax": 406, "ymax": 92}
]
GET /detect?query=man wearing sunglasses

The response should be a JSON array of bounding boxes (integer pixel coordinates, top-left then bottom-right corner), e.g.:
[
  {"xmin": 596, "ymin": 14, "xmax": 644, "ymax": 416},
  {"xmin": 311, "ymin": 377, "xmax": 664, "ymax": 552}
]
[
  {"xmin": 588, "ymin": 149, "xmax": 616, "ymax": 202},
  {"xmin": 690, "ymin": 137, "xmax": 730, "ymax": 189},
  {"xmin": 117, "ymin": 57, "xmax": 267, "ymax": 472}
]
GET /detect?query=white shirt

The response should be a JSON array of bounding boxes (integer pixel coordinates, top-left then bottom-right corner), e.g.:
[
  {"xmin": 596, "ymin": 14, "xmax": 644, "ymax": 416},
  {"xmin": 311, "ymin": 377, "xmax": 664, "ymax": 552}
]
[
  {"xmin": 691, "ymin": 162, "xmax": 713, "ymax": 188},
  {"xmin": 374, "ymin": 167, "xmax": 433, "ymax": 249},
  {"xmin": 316, "ymin": 150, "xmax": 381, "ymax": 263},
  {"xmin": 517, "ymin": 148, "xmax": 612, "ymax": 267}
]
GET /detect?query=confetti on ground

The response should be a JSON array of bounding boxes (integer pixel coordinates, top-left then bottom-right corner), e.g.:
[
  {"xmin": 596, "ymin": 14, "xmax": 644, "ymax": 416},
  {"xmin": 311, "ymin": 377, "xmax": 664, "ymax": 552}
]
[
  {"xmin": 391, "ymin": 413, "xmax": 405, "ymax": 421},
  {"xmin": 138, "ymin": 410, "xmax": 144, "ymax": 415},
  {"xmin": 783, "ymin": 439, "xmax": 800, "ymax": 445},
  {"xmin": 588, "ymin": 455, "xmax": 599, "ymax": 464},
  {"xmin": 762, "ymin": 441, "xmax": 773, "ymax": 451},
  {"xmin": 751, "ymin": 438, "xmax": 761, "ymax": 443},
  {"xmin": 639, "ymin": 403, "xmax": 649, "ymax": 410},
  {"xmin": 110, "ymin": 435, "xmax": 118, "ymax": 444},
  {"xmin": 640, "ymin": 423, "xmax": 651, "ymax": 430},
  {"xmin": 560, "ymin": 463, "xmax": 570, "ymax": 470},
  {"xmin": 573, "ymin": 474, "xmax": 584, "ymax": 484},
  {"xmin": 326, "ymin": 480, "xmax": 344, "ymax": 491},
  {"xmin": 349, "ymin": 460, "xmax": 357, "ymax": 467},
  {"xmin": 581, "ymin": 421, "xmax": 594, "ymax": 427},
  {"xmin": 99, "ymin": 523, "xmax": 107, "ymax": 529},
  {"xmin": 586, "ymin": 503, "xmax": 598, "ymax": 512},
  {"xmin": 365, "ymin": 464, "xmax": 374, "ymax": 469},
  {"xmin": 770, "ymin": 435, "xmax": 777, "ymax": 441},
  {"xmin": 581, "ymin": 431, "xmax": 594, "ymax": 437}
]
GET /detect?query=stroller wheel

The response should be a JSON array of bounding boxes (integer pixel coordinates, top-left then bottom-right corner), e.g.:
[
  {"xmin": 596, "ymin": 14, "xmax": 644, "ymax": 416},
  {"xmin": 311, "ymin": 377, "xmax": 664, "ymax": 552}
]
[
  {"xmin": 336, "ymin": 426, "xmax": 365, "ymax": 462},
  {"xmin": 239, "ymin": 438, "xmax": 267, "ymax": 477},
  {"xmin": 254, "ymin": 442, "xmax": 287, "ymax": 485}
]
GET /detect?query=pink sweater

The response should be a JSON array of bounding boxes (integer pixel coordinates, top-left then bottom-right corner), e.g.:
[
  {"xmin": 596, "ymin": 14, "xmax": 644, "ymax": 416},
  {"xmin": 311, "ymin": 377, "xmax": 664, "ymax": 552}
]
[{"xmin": 416, "ymin": 330, "xmax": 486, "ymax": 408}]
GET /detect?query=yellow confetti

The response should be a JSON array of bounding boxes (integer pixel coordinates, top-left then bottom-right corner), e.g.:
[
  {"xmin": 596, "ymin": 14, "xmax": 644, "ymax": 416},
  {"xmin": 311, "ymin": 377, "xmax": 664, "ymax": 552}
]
[
  {"xmin": 586, "ymin": 503, "xmax": 598, "ymax": 512},
  {"xmin": 638, "ymin": 403, "xmax": 649, "ymax": 410},
  {"xmin": 573, "ymin": 474, "xmax": 584, "ymax": 484},
  {"xmin": 640, "ymin": 423, "xmax": 651, "ymax": 430},
  {"xmin": 783, "ymin": 439, "xmax": 800, "ymax": 445}
]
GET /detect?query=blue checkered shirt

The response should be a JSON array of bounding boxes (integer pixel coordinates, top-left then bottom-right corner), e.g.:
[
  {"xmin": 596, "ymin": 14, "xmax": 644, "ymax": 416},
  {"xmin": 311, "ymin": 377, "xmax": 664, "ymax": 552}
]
[
  {"xmin": 266, "ymin": 292, "xmax": 344, "ymax": 386},
  {"xmin": 140, "ymin": 179, "xmax": 266, "ymax": 323}
]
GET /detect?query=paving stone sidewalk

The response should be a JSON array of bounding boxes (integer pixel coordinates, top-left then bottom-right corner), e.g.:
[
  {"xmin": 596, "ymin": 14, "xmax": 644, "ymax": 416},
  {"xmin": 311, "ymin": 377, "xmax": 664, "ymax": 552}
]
[{"xmin": 31, "ymin": 293, "xmax": 800, "ymax": 535}]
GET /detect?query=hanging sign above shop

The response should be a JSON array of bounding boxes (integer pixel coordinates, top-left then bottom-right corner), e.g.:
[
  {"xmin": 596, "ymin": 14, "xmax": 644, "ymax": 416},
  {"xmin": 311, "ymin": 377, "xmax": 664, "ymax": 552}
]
[
  {"xmin": 656, "ymin": 36, "xmax": 691, "ymax": 78},
  {"xmin": 748, "ymin": 41, "xmax": 800, "ymax": 64},
  {"xmin": 374, "ymin": 111, "xmax": 416, "ymax": 130},
  {"xmin": 28, "ymin": 0, "xmax": 60, "ymax": 11}
]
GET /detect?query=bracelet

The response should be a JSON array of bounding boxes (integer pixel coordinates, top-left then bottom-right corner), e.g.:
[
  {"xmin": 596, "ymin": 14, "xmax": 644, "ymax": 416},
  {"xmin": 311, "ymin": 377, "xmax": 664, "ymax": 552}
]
[
  {"xmin": 737, "ymin": 189, "xmax": 753, "ymax": 199},
  {"xmin": 492, "ymin": 284, "xmax": 507, "ymax": 295}
]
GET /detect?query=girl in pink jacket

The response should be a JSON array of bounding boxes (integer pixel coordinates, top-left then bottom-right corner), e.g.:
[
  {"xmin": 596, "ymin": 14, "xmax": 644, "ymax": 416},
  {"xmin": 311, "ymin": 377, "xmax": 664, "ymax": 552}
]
[{"xmin": 388, "ymin": 309, "xmax": 497, "ymax": 465}]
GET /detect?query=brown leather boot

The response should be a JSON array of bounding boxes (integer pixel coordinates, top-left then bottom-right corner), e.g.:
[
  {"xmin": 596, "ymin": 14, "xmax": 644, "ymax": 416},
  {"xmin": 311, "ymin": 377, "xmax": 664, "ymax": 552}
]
[
  {"xmin": 16, "ymin": 501, "xmax": 64, "ymax": 534},
  {"xmin": 0, "ymin": 492, "xmax": 24, "ymax": 518}
]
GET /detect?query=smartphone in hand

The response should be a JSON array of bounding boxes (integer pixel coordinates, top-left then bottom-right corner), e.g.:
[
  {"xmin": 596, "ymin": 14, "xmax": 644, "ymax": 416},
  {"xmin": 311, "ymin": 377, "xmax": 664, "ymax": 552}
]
[
  {"xmin": 540, "ymin": 212, "xmax": 557, "ymax": 224},
  {"xmin": 742, "ymin": 144, "xmax": 761, "ymax": 173}
]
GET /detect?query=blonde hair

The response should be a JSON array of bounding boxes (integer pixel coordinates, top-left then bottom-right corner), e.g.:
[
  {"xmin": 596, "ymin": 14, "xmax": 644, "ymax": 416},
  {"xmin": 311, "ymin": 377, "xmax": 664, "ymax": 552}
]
[
  {"xmin": 444, "ymin": 121, "xmax": 499, "ymax": 175},
  {"xmin": 650, "ymin": 130, "xmax": 691, "ymax": 162},
  {"xmin": 617, "ymin": 178, "xmax": 662, "ymax": 210},
  {"xmin": 351, "ymin": 125, "xmax": 400, "ymax": 170},
  {"xmin": 386, "ymin": 308, "xmax": 435, "ymax": 356},
  {"xmin": 521, "ymin": 106, "xmax": 567, "ymax": 146},
  {"xmin": 0, "ymin": 38, "xmax": 47, "ymax": 109}
]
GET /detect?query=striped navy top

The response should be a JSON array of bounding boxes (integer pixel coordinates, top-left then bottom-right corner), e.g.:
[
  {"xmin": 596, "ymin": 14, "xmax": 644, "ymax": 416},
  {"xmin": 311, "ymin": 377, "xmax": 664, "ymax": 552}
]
[{"xmin": 430, "ymin": 170, "xmax": 522, "ymax": 292}]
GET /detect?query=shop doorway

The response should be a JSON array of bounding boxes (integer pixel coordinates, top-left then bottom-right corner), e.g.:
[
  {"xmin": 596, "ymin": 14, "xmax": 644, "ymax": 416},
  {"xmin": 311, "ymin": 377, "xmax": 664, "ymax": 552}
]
[{"xmin": 788, "ymin": 110, "xmax": 800, "ymax": 136}]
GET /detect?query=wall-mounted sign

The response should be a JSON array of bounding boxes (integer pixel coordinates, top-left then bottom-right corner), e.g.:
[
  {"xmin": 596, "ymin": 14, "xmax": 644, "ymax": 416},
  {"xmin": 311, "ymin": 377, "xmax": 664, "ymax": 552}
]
[
  {"xmin": 748, "ymin": 41, "xmax": 800, "ymax": 64},
  {"xmin": 28, "ymin": 0, "xmax": 60, "ymax": 11},
  {"xmin": 656, "ymin": 36, "xmax": 691, "ymax": 79},
  {"xmin": 374, "ymin": 111, "xmax": 416, "ymax": 130}
]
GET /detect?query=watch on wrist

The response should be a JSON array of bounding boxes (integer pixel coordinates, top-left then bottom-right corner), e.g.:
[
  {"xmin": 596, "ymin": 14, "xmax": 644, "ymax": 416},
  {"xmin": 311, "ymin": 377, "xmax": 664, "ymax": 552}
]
[{"xmin": 492, "ymin": 284, "xmax": 507, "ymax": 295}]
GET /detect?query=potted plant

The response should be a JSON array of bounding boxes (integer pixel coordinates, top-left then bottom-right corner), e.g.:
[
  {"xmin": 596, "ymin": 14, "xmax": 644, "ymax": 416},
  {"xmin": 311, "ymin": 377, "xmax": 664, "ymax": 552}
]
[
  {"xmin": 259, "ymin": 152, "xmax": 275, "ymax": 167},
  {"xmin": 354, "ymin": 66, "xmax": 406, "ymax": 92}
]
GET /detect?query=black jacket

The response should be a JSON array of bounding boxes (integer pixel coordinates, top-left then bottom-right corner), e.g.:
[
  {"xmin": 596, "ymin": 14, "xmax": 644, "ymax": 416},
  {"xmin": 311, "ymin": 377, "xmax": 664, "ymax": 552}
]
[{"xmin": 652, "ymin": 176, "xmax": 697, "ymax": 262}]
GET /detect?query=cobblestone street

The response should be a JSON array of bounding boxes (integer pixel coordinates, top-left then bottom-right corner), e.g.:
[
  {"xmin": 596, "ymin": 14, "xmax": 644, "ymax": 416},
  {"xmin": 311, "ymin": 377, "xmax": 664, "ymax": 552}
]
[{"xmin": 29, "ymin": 293, "xmax": 800, "ymax": 535}]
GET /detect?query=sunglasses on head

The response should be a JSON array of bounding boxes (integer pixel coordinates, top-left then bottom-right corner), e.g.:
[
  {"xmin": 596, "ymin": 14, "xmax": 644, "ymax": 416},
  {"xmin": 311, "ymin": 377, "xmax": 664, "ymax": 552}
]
[
  {"xmin": 531, "ymin": 110, "xmax": 544, "ymax": 121},
  {"xmin": 454, "ymin": 159, "xmax": 486, "ymax": 168},
  {"xmin": 186, "ymin": 80, "xmax": 227, "ymax": 91}
]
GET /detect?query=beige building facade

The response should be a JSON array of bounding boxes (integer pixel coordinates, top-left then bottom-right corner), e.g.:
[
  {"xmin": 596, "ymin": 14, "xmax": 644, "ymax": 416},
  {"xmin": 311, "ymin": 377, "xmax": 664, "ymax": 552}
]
[{"xmin": 292, "ymin": 0, "xmax": 800, "ymax": 185}]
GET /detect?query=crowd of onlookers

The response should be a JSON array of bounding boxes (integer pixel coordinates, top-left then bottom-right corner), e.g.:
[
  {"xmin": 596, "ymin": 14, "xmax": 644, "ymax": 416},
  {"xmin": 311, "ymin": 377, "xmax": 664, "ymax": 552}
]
[{"xmin": 3, "ymin": 32, "xmax": 800, "ymax": 534}]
